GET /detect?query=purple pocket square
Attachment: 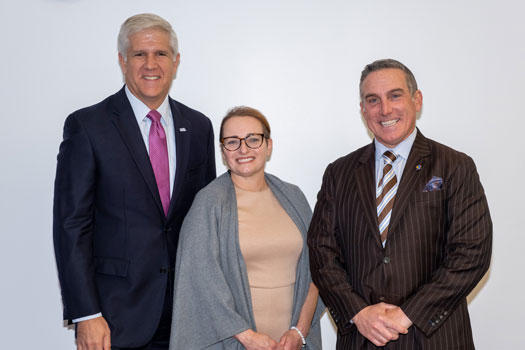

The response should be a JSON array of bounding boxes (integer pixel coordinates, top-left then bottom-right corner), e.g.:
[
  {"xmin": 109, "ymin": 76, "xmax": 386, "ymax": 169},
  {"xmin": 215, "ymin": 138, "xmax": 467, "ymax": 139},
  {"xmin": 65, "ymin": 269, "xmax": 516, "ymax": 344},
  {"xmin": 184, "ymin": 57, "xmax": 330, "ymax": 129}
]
[{"xmin": 423, "ymin": 176, "xmax": 443, "ymax": 192}]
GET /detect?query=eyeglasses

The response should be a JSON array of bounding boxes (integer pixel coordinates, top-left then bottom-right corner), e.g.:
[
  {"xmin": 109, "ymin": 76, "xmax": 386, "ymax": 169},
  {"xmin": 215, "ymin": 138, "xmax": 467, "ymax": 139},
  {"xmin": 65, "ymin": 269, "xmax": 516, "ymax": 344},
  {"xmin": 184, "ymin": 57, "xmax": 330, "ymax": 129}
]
[{"xmin": 220, "ymin": 133, "xmax": 266, "ymax": 151}]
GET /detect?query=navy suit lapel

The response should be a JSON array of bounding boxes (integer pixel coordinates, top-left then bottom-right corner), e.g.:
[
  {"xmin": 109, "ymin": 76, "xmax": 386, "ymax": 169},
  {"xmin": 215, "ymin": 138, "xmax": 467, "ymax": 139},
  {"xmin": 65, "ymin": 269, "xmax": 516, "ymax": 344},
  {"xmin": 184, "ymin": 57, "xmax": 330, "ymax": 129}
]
[
  {"xmin": 388, "ymin": 130, "xmax": 432, "ymax": 234},
  {"xmin": 109, "ymin": 88, "xmax": 166, "ymax": 218},
  {"xmin": 355, "ymin": 143, "xmax": 382, "ymax": 245},
  {"xmin": 167, "ymin": 98, "xmax": 191, "ymax": 218}
]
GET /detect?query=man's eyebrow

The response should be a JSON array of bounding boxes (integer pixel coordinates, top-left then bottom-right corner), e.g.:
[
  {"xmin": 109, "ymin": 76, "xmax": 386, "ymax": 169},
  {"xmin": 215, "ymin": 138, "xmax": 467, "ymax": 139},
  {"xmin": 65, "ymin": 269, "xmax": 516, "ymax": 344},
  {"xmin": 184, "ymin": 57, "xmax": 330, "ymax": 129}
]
[
  {"xmin": 364, "ymin": 88, "xmax": 406, "ymax": 100},
  {"xmin": 388, "ymin": 88, "xmax": 405, "ymax": 94}
]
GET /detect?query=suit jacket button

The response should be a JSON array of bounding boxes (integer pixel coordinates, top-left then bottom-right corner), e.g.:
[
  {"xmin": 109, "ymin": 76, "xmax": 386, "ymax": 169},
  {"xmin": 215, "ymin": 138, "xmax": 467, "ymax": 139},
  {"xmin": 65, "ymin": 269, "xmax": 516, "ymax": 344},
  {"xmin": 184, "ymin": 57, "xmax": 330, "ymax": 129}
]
[
  {"xmin": 379, "ymin": 296, "xmax": 385, "ymax": 301},
  {"xmin": 383, "ymin": 257, "xmax": 391, "ymax": 264},
  {"xmin": 160, "ymin": 268, "xmax": 167, "ymax": 273}
]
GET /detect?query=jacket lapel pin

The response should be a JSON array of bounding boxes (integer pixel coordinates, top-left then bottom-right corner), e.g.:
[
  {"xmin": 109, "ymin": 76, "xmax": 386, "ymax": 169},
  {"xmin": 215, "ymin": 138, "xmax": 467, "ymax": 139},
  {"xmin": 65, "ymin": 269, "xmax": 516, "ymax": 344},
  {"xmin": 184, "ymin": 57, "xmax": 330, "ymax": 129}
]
[
  {"xmin": 179, "ymin": 128, "xmax": 187, "ymax": 132},
  {"xmin": 416, "ymin": 164, "xmax": 422, "ymax": 170}
]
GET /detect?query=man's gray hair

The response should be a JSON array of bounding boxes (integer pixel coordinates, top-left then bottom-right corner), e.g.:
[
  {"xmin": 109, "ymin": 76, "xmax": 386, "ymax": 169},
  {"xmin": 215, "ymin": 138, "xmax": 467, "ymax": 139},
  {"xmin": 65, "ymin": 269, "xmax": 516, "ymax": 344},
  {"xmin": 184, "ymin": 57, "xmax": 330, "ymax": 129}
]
[
  {"xmin": 118, "ymin": 13, "xmax": 178, "ymax": 59},
  {"xmin": 360, "ymin": 59, "xmax": 418, "ymax": 98}
]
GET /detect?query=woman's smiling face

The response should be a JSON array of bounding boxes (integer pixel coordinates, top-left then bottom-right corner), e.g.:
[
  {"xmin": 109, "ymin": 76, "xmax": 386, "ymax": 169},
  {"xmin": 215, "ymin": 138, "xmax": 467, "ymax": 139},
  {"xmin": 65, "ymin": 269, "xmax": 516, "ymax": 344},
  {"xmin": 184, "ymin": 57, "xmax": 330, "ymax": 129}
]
[{"xmin": 221, "ymin": 116, "xmax": 272, "ymax": 180}]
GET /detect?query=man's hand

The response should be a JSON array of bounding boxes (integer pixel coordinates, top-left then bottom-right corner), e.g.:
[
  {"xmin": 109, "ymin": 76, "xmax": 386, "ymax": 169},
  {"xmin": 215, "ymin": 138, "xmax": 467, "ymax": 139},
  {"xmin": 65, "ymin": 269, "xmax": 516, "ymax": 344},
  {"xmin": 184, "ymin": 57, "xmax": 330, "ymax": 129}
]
[
  {"xmin": 385, "ymin": 306, "xmax": 413, "ymax": 330},
  {"xmin": 235, "ymin": 329, "xmax": 284, "ymax": 350},
  {"xmin": 352, "ymin": 303, "xmax": 408, "ymax": 347},
  {"xmin": 76, "ymin": 316, "xmax": 111, "ymax": 350}
]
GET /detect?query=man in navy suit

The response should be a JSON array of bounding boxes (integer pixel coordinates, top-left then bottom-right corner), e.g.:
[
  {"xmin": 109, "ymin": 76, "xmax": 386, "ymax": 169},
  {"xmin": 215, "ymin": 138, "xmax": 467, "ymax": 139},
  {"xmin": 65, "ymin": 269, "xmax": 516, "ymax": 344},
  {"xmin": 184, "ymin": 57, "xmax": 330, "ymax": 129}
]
[
  {"xmin": 308, "ymin": 59, "xmax": 492, "ymax": 349},
  {"xmin": 53, "ymin": 13, "xmax": 216, "ymax": 350}
]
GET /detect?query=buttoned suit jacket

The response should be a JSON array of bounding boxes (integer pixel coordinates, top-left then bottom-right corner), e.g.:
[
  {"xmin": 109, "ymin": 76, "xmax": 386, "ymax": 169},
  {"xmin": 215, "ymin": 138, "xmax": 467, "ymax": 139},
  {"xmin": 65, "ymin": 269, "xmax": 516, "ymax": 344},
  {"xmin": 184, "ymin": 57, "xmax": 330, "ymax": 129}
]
[
  {"xmin": 53, "ymin": 87, "xmax": 216, "ymax": 347},
  {"xmin": 307, "ymin": 130, "xmax": 492, "ymax": 349}
]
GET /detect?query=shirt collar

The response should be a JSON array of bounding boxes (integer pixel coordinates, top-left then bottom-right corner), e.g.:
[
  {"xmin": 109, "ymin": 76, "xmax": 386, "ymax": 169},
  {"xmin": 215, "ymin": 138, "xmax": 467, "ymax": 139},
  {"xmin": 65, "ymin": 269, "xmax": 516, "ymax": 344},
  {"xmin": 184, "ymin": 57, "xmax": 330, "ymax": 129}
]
[
  {"xmin": 125, "ymin": 85, "xmax": 171, "ymax": 124},
  {"xmin": 374, "ymin": 127, "xmax": 417, "ymax": 162}
]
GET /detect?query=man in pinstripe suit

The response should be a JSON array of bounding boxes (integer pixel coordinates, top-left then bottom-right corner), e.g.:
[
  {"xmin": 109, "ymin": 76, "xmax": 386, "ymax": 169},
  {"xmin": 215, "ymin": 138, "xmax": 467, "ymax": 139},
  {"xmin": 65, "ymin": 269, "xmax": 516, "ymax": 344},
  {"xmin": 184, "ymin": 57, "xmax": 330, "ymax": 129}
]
[{"xmin": 308, "ymin": 59, "xmax": 492, "ymax": 349}]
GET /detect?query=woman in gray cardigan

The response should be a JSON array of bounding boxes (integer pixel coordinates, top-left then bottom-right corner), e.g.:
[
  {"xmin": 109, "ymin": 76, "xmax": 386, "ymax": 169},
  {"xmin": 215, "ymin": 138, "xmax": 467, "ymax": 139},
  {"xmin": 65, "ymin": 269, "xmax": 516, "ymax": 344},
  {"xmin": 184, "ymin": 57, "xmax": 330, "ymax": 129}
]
[{"xmin": 170, "ymin": 106, "xmax": 324, "ymax": 350}]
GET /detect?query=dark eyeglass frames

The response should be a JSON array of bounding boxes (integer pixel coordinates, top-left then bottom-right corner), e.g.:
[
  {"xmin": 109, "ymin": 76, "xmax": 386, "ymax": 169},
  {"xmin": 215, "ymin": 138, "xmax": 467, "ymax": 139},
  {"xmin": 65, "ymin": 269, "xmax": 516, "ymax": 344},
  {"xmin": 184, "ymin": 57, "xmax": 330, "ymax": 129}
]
[{"xmin": 220, "ymin": 133, "xmax": 266, "ymax": 151}]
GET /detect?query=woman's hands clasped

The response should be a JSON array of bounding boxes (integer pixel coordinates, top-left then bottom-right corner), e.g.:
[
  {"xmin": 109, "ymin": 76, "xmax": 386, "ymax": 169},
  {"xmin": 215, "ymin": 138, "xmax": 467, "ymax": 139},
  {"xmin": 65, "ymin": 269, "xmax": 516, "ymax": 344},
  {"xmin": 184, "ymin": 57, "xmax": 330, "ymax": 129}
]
[
  {"xmin": 235, "ymin": 329, "xmax": 284, "ymax": 350},
  {"xmin": 279, "ymin": 329, "xmax": 304, "ymax": 350}
]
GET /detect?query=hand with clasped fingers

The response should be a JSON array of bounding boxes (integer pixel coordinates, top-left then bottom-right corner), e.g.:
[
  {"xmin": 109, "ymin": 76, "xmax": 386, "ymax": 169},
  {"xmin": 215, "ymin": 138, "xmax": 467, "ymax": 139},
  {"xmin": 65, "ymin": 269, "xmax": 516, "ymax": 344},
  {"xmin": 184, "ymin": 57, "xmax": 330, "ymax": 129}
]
[
  {"xmin": 235, "ymin": 329, "xmax": 284, "ymax": 350},
  {"xmin": 76, "ymin": 316, "xmax": 111, "ymax": 350},
  {"xmin": 385, "ymin": 306, "xmax": 412, "ymax": 330},
  {"xmin": 352, "ymin": 302, "xmax": 411, "ymax": 347},
  {"xmin": 279, "ymin": 329, "xmax": 303, "ymax": 350}
]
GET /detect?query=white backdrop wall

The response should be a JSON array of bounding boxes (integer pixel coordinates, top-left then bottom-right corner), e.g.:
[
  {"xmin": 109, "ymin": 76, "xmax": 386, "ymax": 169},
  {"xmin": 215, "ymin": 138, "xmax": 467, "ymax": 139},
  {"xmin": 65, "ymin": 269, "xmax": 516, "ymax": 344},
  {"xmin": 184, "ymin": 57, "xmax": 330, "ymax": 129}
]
[{"xmin": 0, "ymin": 0, "xmax": 522, "ymax": 348}]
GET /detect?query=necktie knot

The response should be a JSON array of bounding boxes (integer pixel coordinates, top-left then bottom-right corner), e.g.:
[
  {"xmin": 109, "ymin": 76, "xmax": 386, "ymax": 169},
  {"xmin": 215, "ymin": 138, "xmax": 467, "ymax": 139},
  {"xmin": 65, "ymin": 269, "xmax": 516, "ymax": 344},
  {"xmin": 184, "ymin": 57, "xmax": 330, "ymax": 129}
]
[
  {"xmin": 147, "ymin": 110, "xmax": 162, "ymax": 123},
  {"xmin": 382, "ymin": 150, "xmax": 397, "ymax": 165}
]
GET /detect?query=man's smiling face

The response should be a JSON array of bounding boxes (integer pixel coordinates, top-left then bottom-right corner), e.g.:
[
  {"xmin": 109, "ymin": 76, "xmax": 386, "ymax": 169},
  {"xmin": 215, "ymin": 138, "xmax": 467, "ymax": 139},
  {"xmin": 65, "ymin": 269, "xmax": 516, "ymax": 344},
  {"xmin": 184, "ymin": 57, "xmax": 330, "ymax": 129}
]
[
  {"xmin": 119, "ymin": 27, "xmax": 179, "ymax": 110},
  {"xmin": 360, "ymin": 68, "xmax": 422, "ymax": 148}
]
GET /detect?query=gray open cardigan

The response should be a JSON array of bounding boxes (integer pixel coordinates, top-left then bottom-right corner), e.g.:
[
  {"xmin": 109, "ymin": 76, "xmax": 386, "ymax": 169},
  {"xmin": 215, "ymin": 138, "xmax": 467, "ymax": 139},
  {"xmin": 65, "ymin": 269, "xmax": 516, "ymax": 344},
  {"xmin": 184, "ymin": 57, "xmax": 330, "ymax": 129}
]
[{"xmin": 169, "ymin": 172, "xmax": 324, "ymax": 349}]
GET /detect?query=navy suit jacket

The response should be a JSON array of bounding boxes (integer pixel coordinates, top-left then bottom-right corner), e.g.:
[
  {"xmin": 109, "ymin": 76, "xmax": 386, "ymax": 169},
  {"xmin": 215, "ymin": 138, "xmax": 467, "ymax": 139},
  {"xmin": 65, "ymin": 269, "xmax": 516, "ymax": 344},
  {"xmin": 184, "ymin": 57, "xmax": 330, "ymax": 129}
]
[
  {"xmin": 308, "ymin": 130, "xmax": 492, "ymax": 349},
  {"xmin": 53, "ymin": 87, "xmax": 216, "ymax": 347}
]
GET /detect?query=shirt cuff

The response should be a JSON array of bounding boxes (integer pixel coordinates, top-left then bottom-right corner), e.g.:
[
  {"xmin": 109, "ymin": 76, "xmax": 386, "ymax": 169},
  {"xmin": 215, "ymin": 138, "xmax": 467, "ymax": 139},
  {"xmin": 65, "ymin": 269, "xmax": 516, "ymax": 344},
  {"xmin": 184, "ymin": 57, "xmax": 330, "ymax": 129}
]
[{"xmin": 72, "ymin": 313, "xmax": 102, "ymax": 323}]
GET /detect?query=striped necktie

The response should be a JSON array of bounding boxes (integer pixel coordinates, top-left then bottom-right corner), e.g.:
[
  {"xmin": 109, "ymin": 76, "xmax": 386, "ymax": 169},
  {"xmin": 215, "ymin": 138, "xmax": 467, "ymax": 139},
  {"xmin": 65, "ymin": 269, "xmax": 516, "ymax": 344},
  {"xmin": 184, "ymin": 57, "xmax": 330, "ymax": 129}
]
[{"xmin": 377, "ymin": 151, "xmax": 398, "ymax": 245}]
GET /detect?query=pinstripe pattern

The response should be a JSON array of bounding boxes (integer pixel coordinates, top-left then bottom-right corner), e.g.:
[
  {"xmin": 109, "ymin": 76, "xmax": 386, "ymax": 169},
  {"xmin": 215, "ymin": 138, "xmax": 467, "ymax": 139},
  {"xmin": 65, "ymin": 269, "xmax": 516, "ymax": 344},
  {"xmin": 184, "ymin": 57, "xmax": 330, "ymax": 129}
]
[{"xmin": 307, "ymin": 130, "xmax": 492, "ymax": 349}]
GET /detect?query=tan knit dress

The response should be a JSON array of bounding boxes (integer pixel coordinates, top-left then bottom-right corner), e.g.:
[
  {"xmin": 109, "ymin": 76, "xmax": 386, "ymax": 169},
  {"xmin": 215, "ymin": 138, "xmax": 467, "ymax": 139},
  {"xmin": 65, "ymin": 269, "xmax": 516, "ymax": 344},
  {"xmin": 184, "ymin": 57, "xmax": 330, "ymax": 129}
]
[{"xmin": 235, "ymin": 185, "xmax": 303, "ymax": 342}]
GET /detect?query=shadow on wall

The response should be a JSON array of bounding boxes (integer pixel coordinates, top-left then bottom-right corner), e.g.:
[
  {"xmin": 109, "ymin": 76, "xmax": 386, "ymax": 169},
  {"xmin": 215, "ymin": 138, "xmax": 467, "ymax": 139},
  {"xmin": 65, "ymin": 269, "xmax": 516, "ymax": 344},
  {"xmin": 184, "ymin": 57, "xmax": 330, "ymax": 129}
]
[{"xmin": 467, "ymin": 265, "xmax": 491, "ymax": 304}]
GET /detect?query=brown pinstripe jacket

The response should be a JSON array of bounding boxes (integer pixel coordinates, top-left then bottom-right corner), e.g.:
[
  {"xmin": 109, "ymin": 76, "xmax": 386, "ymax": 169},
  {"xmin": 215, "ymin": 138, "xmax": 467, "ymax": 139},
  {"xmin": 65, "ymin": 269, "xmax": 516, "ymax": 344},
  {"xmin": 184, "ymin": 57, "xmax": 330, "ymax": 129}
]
[{"xmin": 308, "ymin": 130, "xmax": 492, "ymax": 349}]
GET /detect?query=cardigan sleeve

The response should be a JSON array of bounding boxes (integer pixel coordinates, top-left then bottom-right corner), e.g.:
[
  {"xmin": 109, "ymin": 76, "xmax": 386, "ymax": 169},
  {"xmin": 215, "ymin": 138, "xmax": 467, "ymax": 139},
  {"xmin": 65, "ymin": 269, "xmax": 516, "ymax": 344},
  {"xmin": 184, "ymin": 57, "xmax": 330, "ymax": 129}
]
[{"xmin": 170, "ymin": 189, "xmax": 251, "ymax": 349}]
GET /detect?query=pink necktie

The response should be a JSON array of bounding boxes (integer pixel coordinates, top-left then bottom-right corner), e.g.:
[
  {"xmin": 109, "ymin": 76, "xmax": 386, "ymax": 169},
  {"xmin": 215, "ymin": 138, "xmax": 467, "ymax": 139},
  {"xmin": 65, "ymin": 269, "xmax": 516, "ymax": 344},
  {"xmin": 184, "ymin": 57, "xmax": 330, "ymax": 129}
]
[{"xmin": 146, "ymin": 110, "xmax": 170, "ymax": 216}]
